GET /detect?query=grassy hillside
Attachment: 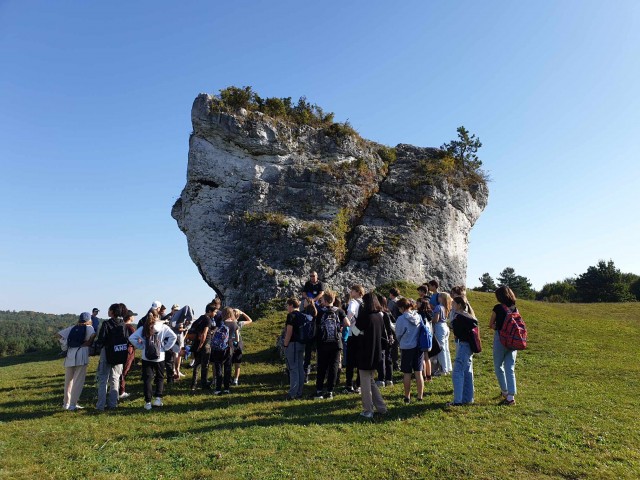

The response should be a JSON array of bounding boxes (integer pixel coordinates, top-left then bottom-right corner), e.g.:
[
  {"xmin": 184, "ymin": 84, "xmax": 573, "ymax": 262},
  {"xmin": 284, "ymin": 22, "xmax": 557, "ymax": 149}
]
[{"xmin": 0, "ymin": 292, "xmax": 639, "ymax": 479}]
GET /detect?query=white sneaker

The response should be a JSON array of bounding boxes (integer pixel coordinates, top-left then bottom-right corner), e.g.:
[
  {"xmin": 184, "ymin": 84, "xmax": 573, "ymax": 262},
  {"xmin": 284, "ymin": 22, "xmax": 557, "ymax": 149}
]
[
  {"xmin": 232, "ymin": 378, "xmax": 239, "ymax": 386},
  {"xmin": 386, "ymin": 381, "xmax": 393, "ymax": 387},
  {"xmin": 153, "ymin": 397, "xmax": 163, "ymax": 407},
  {"xmin": 119, "ymin": 392, "xmax": 130, "ymax": 400},
  {"xmin": 144, "ymin": 402, "xmax": 152, "ymax": 410},
  {"xmin": 375, "ymin": 380, "xmax": 385, "ymax": 387}
]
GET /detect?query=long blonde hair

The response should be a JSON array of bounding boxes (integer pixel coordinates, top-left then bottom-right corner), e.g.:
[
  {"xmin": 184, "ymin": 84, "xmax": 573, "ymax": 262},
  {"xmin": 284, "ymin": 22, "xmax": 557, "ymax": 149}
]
[{"xmin": 438, "ymin": 292, "xmax": 452, "ymax": 318}]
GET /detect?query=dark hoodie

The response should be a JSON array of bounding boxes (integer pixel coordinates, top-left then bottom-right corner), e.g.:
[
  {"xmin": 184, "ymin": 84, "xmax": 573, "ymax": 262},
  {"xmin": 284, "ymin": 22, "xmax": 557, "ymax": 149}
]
[{"xmin": 94, "ymin": 316, "xmax": 125, "ymax": 351}]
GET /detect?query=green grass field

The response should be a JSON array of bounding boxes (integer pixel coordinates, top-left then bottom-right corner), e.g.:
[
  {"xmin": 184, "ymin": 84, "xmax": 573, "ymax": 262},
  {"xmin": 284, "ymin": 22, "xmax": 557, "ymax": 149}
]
[{"xmin": 1, "ymin": 292, "xmax": 639, "ymax": 479}]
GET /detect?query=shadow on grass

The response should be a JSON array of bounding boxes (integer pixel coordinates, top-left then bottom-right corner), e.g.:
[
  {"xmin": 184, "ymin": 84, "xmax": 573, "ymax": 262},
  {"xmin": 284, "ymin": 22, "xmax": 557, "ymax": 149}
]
[
  {"xmin": 126, "ymin": 396, "xmax": 448, "ymax": 437},
  {"xmin": 0, "ymin": 350, "xmax": 61, "ymax": 368}
]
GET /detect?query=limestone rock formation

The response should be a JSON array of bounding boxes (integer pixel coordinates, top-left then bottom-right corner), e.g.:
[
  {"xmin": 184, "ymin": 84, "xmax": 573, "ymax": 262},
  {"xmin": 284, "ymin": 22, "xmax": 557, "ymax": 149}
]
[{"xmin": 172, "ymin": 93, "xmax": 489, "ymax": 309}]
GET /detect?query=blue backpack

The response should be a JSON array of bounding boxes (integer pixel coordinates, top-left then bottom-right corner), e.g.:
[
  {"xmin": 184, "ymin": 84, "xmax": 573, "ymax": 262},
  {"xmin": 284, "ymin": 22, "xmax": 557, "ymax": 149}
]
[
  {"xmin": 211, "ymin": 323, "xmax": 230, "ymax": 352},
  {"xmin": 67, "ymin": 325, "xmax": 86, "ymax": 349},
  {"xmin": 418, "ymin": 320, "xmax": 433, "ymax": 352}
]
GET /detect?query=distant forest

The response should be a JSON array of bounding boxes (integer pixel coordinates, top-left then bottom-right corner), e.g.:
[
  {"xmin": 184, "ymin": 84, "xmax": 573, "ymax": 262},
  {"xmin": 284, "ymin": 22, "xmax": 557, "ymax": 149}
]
[{"xmin": 0, "ymin": 311, "xmax": 80, "ymax": 357}]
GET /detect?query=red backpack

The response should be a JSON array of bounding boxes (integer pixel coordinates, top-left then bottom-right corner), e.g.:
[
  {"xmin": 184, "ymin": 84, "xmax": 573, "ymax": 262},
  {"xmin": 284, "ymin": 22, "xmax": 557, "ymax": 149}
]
[{"xmin": 499, "ymin": 305, "xmax": 527, "ymax": 350}]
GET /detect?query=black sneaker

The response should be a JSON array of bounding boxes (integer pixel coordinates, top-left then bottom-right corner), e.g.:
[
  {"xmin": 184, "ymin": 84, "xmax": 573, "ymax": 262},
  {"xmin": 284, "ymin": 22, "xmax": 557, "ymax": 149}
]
[
  {"xmin": 314, "ymin": 391, "xmax": 324, "ymax": 400},
  {"xmin": 404, "ymin": 397, "xmax": 410, "ymax": 404},
  {"xmin": 325, "ymin": 391, "xmax": 334, "ymax": 399}
]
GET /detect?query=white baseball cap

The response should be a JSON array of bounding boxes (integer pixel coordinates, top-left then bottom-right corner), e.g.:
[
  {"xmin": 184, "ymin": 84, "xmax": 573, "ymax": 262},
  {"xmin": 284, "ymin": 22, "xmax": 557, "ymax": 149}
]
[{"xmin": 151, "ymin": 300, "xmax": 163, "ymax": 309}]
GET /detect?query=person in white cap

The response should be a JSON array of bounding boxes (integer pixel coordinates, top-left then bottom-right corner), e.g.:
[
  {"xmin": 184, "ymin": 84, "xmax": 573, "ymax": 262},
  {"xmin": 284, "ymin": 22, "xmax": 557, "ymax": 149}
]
[{"xmin": 137, "ymin": 301, "xmax": 163, "ymax": 329}]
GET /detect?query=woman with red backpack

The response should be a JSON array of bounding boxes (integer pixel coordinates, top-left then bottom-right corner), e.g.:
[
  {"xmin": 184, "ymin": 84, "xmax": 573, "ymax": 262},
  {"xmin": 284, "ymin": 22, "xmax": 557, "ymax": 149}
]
[{"xmin": 490, "ymin": 286, "xmax": 519, "ymax": 406}]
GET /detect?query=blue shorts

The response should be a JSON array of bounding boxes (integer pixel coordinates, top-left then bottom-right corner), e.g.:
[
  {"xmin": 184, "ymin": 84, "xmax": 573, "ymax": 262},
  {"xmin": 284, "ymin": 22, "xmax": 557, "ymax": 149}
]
[{"xmin": 400, "ymin": 347, "xmax": 424, "ymax": 374}]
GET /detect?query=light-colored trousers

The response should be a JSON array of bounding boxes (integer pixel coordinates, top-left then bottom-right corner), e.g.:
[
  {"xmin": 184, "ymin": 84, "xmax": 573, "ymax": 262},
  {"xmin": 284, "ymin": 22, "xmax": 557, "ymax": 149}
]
[
  {"xmin": 359, "ymin": 369, "xmax": 387, "ymax": 414},
  {"xmin": 63, "ymin": 364, "xmax": 88, "ymax": 409}
]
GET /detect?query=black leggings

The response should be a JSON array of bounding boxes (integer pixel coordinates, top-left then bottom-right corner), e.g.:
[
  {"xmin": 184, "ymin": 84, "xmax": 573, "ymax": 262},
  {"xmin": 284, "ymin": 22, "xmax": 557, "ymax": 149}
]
[{"xmin": 141, "ymin": 359, "xmax": 165, "ymax": 402}]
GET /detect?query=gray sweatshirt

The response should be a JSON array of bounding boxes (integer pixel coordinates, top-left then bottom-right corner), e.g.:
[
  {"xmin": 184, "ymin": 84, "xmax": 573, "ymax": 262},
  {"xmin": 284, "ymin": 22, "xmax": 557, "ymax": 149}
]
[{"xmin": 395, "ymin": 310, "xmax": 423, "ymax": 350}]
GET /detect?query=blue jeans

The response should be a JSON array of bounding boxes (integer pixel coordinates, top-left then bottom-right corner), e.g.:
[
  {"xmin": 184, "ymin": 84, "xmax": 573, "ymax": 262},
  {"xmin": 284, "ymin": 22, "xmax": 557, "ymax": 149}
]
[
  {"xmin": 493, "ymin": 331, "xmax": 517, "ymax": 395},
  {"xmin": 433, "ymin": 322, "xmax": 452, "ymax": 373},
  {"xmin": 452, "ymin": 341, "xmax": 474, "ymax": 404},
  {"xmin": 96, "ymin": 349, "xmax": 123, "ymax": 410},
  {"xmin": 285, "ymin": 342, "xmax": 305, "ymax": 398}
]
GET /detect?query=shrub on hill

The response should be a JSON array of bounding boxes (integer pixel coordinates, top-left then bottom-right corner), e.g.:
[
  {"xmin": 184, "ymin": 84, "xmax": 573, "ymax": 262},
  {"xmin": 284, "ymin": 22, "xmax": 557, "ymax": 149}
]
[{"xmin": 0, "ymin": 311, "xmax": 77, "ymax": 356}]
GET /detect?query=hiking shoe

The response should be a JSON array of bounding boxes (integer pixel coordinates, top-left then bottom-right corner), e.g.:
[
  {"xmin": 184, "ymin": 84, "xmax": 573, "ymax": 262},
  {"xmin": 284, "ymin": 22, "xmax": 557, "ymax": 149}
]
[
  {"xmin": 144, "ymin": 402, "xmax": 152, "ymax": 410},
  {"xmin": 404, "ymin": 397, "xmax": 410, "ymax": 404},
  {"xmin": 360, "ymin": 411, "xmax": 374, "ymax": 419},
  {"xmin": 375, "ymin": 380, "xmax": 385, "ymax": 387},
  {"xmin": 153, "ymin": 397, "xmax": 163, "ymax": 407},
  {"xmin": 119, "ymin": 392, "xmax": 130, "ymax": 400}
]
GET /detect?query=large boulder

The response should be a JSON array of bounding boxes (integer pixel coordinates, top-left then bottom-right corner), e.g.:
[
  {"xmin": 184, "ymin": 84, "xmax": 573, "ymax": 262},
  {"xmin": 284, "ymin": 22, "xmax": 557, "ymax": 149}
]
[{"xmin": 172, "ymin": 93, "xmax": 489, "ymax": 309}]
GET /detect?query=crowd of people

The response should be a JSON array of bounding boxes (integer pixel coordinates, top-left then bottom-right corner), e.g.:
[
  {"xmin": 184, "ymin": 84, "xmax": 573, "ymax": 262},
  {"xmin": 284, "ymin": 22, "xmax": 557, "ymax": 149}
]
[{"xmin": 57, "ymin": 271, "xmax": 523, "ymax": 417}]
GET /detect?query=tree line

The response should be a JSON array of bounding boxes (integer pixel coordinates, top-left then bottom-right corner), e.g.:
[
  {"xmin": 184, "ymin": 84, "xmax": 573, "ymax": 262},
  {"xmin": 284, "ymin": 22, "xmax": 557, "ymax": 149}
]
[
  {"xmin": 0, "ymin": 311, "xmax": 77, "ymax": 357},
  {"xmin": 474, "ymin": 260, "xmax": 640, "ymax": 303}
]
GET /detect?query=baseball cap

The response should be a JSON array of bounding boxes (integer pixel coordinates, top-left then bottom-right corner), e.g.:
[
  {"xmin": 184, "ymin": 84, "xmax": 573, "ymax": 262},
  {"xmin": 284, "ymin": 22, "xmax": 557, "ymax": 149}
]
[
  {"xmin": 125, "ymin": 309, "xmax": 137, "ymax": 319},
  {"xmin": 151, "ymin": 300, "xmax": 162, "ymax": 309},
  {"xmin": 79, "ymin": 312, "xmax": 91, "ymax": 323}
]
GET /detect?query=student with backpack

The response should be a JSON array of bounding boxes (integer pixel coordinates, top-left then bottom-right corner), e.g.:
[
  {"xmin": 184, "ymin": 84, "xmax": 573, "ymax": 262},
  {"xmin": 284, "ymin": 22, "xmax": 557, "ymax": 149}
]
[
  {"xmin": 313, "ymin": 291, "xmax": 345, "ymax": 399},
  {"xmin": 210, "ymin": 307, "xmax": 235, "ymax": 394},
  {"xmin": 128, "ymin": 309, "xmax": 177, "ymax": 410},
  {"xmin": 93, "ymin": 303, "xmax": 130, "ymax": 411},
  {"xmin": 58, "ymin": 312, "xmax": 96, "ymax": 411},
  {"xmin": 448, "ymin": 296, "xmax": 479, "ymax": 406},
  {"xmin": 490, "ymin": 286, "xmax": 523, "ymax": 406},
  {"xmin": 189, "ymin": 302, "xmax": 218, "ymax": 391},
  {"xmin": 395, "ymin": 298, "xmax": 424, "ymax": 403}
]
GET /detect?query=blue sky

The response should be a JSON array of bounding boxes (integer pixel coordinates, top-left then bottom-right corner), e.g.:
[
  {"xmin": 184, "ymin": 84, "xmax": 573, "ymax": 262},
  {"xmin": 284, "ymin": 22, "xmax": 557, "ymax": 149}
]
[{"xmin": 1, "ymin": 1, "xmax": 639, "ymax": 315}]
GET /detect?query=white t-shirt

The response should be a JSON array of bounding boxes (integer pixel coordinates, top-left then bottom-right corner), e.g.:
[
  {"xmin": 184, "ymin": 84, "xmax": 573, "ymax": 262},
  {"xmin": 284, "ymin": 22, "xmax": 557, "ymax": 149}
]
[
  {"xmin": 58, "ymin": 324, "xmax": 95, "ymax": 367},
  {"xmin": 347, "ymin": 299, "xmax": 362, "ymax": 337}
]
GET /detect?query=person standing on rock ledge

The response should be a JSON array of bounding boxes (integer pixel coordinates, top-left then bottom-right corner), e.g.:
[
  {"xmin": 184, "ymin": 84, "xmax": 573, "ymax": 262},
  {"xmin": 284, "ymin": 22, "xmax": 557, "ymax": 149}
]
[{"xmin": 302, "ymin": 271, "xmax": 325, "ymax": 304}]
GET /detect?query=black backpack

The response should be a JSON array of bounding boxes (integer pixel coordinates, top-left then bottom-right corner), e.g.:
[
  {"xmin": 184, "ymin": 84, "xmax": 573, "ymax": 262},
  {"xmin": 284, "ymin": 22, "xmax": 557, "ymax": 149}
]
[
  {"xmin": 320, "ymin": 308, "xmax": 341, "ymax": 344},
  {"xmin": 145, "ymin": 332, "xmax": 162, "ymax": 360},
  {"xmin": 296, "ymin": 311, "xmax": 316, "ymax": 344},
  {"xmin": 67, "ymin": 325, "xmax": 87, "ymax": 349},
  {"xmin": 104, "ymin": 321, "xmax": 129, "ymax": 365}
]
